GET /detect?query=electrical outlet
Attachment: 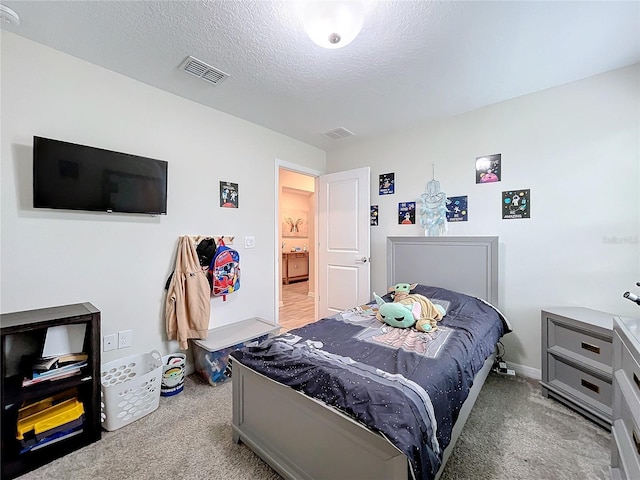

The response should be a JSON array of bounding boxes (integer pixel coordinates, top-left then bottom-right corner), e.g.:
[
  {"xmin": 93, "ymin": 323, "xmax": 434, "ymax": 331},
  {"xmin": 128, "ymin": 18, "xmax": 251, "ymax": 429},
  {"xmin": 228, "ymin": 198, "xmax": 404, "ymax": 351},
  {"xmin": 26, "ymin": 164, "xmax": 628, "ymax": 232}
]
[
  {"xmin": 103, "ymin": 334, "xmax": 117, "ymax": 352},
  {"xmin": 244, "ymin": 236, "xmax": 255, "ymax": 249},
  {"xmin": 118, "ymin": 330, "xmax": 133, "ymax": 349}
]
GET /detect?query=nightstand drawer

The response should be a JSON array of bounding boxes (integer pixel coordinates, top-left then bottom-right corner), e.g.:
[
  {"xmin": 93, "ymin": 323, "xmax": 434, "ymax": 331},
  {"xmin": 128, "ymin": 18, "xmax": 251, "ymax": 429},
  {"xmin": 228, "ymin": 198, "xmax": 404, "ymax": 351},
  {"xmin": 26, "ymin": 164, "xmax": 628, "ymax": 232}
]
[
  {"xmin": 613, "ymin": 383, "xmax": 640, "ymax": 479},
  {"xmin": 547, "ymin": 354, "xmax": 612, "ymax": 417},
  {"xmin": 619, "ymin": 336, "xmax": 640, "ymax": 403},
  {"xmin": 548, "ymin": 319, "xmax": 612, "ymax": 372}
]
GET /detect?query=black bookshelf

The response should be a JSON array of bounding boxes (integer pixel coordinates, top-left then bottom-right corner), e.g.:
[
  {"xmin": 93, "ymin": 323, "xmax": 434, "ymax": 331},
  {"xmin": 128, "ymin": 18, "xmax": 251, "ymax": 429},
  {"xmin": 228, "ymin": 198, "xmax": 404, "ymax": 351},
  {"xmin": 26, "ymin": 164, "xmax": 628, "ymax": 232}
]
[{"xmin": 1, "ymin": 303, "xmax": 101, "ymax": 479}]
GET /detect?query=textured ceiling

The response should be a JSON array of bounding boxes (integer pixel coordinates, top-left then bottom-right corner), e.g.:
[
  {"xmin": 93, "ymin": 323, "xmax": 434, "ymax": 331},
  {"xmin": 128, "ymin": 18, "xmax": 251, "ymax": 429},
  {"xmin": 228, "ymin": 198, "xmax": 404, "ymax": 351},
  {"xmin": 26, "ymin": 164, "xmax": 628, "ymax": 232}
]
[{"xmin": 2, "ymin": 1, "xmax": 639, "ymax": 151}]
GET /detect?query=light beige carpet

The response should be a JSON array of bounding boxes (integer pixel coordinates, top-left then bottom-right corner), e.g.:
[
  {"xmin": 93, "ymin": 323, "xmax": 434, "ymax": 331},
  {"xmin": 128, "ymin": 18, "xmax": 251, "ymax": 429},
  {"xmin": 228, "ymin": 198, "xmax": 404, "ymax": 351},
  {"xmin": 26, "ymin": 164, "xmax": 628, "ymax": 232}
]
[
  {"xmin": 439, "ymin": 373, "xmax": 610, "ymax": 480},
  {"xmin": 17, "ymin": 372, "xmax": 610, "ymax": 480}
]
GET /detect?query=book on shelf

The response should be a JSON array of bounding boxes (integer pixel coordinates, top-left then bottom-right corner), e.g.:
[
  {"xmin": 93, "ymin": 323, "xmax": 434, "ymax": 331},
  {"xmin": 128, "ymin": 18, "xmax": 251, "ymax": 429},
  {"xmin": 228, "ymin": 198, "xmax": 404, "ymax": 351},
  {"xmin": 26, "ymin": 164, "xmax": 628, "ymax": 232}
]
[
  {"xmin": 32, "ymin": 353, "xmax": 88, "ymax": 372},
  {"xmin": 22, "ymin": 360, "xmax": 88, "ymax": 387}
]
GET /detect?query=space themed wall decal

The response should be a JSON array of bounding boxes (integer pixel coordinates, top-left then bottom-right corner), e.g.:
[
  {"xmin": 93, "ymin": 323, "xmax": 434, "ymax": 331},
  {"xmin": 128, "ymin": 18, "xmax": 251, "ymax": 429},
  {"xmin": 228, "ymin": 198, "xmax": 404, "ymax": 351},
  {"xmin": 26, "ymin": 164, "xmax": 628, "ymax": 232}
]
[
  {"xmin": 502, "ymin": 189, "xmax": 530, "ymax": 219},
  {"xmin": 398, "ymin": 202, "xmax": 416, "ymax": 225},
  {"xmin": 371, "ymin": 205, "xmax": 379, "ymax": 226},
  {"xmin": 446, "ymin": 196, "xmax": 468, "ymax": 222},
  {"xmin": 476, "ymin": 154, "xmax": 501, "ymax": 184},
  {"xmin": 379, "ymin": 173, "xmax": 395, "ymax": 195}
]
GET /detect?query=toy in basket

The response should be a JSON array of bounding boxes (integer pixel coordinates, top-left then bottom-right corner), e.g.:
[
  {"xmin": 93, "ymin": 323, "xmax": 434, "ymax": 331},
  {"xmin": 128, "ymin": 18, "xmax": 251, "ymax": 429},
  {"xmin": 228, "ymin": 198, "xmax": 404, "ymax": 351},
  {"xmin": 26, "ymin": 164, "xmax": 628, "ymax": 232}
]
[{"xmin": 100, "ymin": 350, "xmax": 163, "ymax": 431}]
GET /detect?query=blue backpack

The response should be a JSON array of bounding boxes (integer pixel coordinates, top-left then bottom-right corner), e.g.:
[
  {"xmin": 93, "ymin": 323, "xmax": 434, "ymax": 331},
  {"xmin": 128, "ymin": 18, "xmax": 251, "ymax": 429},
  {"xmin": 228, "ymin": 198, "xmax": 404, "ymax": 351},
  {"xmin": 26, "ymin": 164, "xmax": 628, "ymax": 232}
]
[{"xmin": 208, "ymin": 240, "xmax": 240, "ymax": 301}]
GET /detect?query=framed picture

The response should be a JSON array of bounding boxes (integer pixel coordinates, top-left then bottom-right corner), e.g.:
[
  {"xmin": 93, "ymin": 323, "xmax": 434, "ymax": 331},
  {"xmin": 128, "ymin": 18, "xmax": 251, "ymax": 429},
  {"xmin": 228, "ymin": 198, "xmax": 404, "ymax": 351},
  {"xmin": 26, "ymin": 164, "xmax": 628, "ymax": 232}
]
[
  {"xmin": 502, "ymin": 189, "xmax": 530, "ymax": 219},
  {"xmin": 475, "ymin": 154, "xmax": 501, "ymax": 184},
  {"xmin": 220, "ymin": 181, "xmax": 239, "ymax": 208},
  {"xmin": 370, "ymin": 205, "xmax": 379, "ymax": 226},
  {"xmin": 447, "ymin": 196, "xmax": 468, "ymax": 222},
  {"xmin": 282, "ymin": 209, "xmax": 308, "ymax": 237},
  {"xmin": 379, "ymin": 173, "xmax": 395, "ymax": 195},
  {"xmin": 398, "ymin": 202, "xmax": 415, "ymax": 225}
]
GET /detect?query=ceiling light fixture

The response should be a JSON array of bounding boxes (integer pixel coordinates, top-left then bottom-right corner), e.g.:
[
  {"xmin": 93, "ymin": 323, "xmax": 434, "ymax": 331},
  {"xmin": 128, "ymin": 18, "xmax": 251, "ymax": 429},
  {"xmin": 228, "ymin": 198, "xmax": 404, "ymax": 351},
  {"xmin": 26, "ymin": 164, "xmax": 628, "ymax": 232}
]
[
  {"xmin": 302, "ymin": 1, "xmax": 364, "ymax": 49},
  {"xmin": 0, "ymin": 4, "xmax": 20, "ymax": 26}
]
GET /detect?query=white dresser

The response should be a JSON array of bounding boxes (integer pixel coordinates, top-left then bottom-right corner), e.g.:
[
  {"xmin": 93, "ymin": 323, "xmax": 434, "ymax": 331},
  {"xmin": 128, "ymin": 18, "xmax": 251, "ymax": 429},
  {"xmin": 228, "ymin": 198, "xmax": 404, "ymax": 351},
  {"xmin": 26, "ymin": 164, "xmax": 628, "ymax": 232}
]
[
  {"xmin": 540, "ymin": 307, "xmax": 614, "ymax": 429},
  {"xmin": 611, "ymin": 315, "xmax": 640, "ymax": 480}
]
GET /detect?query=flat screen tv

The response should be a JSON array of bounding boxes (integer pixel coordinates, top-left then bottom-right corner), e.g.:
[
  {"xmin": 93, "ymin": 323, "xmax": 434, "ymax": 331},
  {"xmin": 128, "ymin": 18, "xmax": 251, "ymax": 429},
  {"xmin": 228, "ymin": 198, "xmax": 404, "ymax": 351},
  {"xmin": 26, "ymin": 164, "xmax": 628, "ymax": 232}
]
[{"xmin": 33, "ymin": 136, "xmax": 168, "ymax": 215}]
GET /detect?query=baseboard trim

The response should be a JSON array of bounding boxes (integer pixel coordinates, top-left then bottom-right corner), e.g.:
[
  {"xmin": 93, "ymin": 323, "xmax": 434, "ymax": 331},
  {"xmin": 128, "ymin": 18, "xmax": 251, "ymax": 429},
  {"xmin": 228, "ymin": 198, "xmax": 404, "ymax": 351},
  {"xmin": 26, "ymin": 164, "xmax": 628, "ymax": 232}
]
[{"xmin": 507, "ymin": 362, "xmax": 541, "ymax": 380}]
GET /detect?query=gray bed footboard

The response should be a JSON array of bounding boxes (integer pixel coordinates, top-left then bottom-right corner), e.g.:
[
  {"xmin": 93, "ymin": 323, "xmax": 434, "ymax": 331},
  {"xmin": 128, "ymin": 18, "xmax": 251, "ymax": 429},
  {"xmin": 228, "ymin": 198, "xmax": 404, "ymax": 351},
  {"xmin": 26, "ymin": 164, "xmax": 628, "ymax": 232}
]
[
  {"xmin": 232, "ymin": 352, "xmax": 496, "ymax": 480},
  {"xmin": 232, "ymin": 358, "xmax": 409, "ymax": 480}
]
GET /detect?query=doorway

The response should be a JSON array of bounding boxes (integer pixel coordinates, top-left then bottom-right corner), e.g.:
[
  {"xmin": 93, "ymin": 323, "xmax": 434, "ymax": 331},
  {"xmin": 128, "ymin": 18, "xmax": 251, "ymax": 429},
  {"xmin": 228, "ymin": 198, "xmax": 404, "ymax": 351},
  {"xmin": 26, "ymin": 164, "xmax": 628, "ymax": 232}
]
[
  {"xmin": 276, "ymin": 162, "xmax": 321, "ymax": 329},
  {"xmin": 274, "ymin": 162, "xmax": 371, "ymax": 329}
]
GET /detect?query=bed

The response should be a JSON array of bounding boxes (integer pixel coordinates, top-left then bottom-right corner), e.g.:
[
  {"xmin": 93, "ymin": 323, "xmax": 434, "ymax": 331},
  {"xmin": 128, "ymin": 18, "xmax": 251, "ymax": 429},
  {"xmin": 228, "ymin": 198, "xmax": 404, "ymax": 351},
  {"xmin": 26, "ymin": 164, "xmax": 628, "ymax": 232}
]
[{"xmin": 230, "ymin": 236, "xmax": 510, "ymax": 480}]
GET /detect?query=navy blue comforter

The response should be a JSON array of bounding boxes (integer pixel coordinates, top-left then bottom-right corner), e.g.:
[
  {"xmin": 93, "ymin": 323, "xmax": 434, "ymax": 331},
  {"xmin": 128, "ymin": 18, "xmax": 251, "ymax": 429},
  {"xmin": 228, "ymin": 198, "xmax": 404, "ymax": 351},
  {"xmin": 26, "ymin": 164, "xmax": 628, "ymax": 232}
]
[{"xmin": 231, "ymin": 285, "xmax": 511, "ymax": 480}]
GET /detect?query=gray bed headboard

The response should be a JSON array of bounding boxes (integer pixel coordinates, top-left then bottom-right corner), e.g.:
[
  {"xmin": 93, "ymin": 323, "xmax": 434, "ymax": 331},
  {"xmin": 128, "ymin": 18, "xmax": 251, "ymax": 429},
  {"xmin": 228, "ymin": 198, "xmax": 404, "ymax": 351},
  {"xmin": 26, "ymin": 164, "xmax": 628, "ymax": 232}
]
[{"xmin": 386, "ymin": 236, "xmax": 499, "ymax": 305}]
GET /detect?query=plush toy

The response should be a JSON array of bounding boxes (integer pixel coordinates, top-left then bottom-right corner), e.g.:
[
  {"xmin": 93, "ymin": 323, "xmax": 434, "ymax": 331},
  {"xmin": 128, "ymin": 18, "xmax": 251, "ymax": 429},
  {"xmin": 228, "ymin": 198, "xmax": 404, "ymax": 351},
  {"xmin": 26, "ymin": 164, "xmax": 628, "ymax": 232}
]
[
  {"xmin": 376, "ymin": 284, "xmax": 447, "ymax": 332},
  {"xmin": 388, "ymin": 282, "xmax": 418, "ymax": 302},
  {"xmin": 373, "ymin": 292, "xmax": 428, "ymax": 330}
]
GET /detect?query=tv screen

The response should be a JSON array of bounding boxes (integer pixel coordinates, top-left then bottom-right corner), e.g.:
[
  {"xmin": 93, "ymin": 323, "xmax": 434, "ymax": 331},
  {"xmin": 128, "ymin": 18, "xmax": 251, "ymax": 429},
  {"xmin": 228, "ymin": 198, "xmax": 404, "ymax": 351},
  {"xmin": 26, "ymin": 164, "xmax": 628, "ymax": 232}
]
[{"xmin": 33, "ymin": 136, "xmax": 168, "ymax": 215}]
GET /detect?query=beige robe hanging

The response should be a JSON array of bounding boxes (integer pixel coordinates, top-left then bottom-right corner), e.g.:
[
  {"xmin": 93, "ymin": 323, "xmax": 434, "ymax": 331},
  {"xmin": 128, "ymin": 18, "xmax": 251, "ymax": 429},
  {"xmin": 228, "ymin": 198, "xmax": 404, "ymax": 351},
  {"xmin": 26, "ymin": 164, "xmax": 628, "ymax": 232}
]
[{"xmin": 165, "ymin": 236, "xmax": 210, "ymax": 349}]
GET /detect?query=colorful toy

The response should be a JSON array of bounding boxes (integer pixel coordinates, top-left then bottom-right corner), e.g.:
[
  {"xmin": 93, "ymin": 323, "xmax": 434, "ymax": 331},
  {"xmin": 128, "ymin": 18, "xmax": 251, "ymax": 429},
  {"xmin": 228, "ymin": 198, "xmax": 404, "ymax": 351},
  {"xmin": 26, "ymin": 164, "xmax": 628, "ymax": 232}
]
[
  {"xmin": 373, "ymin": 293, "xmax": 427, "ymax": 330},
  {"xmin": 388, "ymin": 282, "xmax": 418, "ymax": 302},
  {"xmin": 375, "ymin": 284, "xmax": 447, "ymax": 332}
]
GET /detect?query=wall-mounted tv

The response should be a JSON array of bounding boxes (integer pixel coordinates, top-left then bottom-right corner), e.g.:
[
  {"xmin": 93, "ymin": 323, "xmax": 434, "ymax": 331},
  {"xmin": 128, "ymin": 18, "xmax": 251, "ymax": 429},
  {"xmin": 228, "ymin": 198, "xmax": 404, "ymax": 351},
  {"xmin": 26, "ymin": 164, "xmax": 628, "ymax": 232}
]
[{"xmin": 33, "ymin": 136, "xmax": 168, "ymax": 215}]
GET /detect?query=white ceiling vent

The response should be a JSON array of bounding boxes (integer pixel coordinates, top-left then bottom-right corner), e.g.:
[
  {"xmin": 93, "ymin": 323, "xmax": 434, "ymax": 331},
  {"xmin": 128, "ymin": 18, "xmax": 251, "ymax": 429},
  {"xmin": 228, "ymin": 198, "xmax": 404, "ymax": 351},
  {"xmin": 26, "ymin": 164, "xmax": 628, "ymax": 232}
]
[
  {"xmin": 322, "ymin": 127, "xmax": 355, "ymax": 140},
  {"xmin": 181, "ymin": 56, "xmax": 229, "ymax": 85}
]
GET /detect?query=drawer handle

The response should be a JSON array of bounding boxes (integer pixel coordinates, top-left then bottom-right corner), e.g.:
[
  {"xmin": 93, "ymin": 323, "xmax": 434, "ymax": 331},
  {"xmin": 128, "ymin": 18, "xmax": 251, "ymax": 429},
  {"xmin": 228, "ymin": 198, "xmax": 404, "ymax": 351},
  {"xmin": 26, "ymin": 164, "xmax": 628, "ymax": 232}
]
[
  {"xmin": 581, "ymin": 379, "xmax": 600, "ymax": 394},
  {"xmin": 634, "ymin": 372, "xmax": 640, "ymax": 392},
  {"xmin": 633, "ymin": 429, "xmax": 640, "ymax": 456},
  {"xmin": 581, "ymin": 342, "xmax": 600, "ymax": 355}
]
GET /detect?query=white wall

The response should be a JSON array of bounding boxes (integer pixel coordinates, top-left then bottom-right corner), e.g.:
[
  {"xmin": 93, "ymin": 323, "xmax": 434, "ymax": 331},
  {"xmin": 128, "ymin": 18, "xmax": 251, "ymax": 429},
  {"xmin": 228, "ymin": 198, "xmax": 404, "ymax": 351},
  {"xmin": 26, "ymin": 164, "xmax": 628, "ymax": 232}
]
[
  {"xmin": 0, "ymin": 32, "xmax": 326, "ymax": 363},
  {"xmin": 3, "ymin": 31, "xmax": 637, "ymax": 376},
  {"xmin": 326, "ymin": 64, "xmax": 640, "ymax": 376}
]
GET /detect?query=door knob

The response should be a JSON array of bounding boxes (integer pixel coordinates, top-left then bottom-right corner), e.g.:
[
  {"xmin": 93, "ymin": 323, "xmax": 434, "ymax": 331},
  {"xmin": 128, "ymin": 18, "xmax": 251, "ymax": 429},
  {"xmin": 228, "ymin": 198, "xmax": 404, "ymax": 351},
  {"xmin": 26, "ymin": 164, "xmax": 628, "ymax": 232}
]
[{"xmin": 355, "ymin": 256, "xmax": 368, "ymax": 264}]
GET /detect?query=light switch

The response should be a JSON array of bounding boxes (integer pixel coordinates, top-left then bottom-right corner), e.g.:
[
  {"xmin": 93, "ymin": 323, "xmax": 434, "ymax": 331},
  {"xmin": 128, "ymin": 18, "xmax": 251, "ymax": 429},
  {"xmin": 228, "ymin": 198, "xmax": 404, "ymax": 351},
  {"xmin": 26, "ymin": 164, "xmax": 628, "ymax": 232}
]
[{"xmin": 244, "ymin": 236, "xmax": 255, "ymax": 249}]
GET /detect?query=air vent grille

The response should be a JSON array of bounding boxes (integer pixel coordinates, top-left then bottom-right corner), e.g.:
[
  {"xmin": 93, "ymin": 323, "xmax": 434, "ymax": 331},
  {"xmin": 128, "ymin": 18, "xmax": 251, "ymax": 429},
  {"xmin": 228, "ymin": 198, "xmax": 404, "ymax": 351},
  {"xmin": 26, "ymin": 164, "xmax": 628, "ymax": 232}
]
[
  {"xmin": 181, "ymin": 56, "xmax": 229, "ymax": 85},
  {"xmin": 322, "ymin": 127, "xmax": 355, "ymax": 140}
]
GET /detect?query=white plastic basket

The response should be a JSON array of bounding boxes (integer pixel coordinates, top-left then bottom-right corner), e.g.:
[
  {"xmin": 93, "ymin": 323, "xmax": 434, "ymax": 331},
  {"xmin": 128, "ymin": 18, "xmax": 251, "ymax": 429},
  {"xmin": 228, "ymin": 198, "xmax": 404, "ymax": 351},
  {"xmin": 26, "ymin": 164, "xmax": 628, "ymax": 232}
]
[{"xmin": 100, "ymin": 350, "xmax": 163, "ymax": 431}]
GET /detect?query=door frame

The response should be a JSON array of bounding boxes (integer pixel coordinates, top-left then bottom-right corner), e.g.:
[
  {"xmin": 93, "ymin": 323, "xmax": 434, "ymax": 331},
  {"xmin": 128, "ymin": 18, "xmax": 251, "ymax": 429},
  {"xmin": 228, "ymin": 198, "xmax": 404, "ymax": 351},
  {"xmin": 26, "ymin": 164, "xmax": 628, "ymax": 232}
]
[{"xmin": 274, "ymin": 159, "xmax": 323, "ymax": 325}]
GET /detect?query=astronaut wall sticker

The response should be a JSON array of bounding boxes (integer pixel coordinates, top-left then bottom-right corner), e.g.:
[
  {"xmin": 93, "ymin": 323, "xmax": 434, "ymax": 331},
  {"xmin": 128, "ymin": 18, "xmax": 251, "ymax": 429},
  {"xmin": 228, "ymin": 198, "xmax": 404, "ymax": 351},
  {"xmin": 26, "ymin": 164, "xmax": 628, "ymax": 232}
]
[
  {"xmin": 379, "ymin": 173, "xmax": 395, "ymax": 195},
  {"xmin": 398, "ymin": 202, "xmax": 416, "ymax": 225},
  {"xmin": 476, "ymin": 154, "xmax": 501, "ymax": 184},
  {"xmin": 446, "ymin": 196, "xmax": 468, "ymax": 222},
  {"xmin": 502, "ymin": 189, "xmax": 530, "ymax": 219},
  {"xmin": 220, "ymin": 181, "xmax": 239, "ymax": 208}
]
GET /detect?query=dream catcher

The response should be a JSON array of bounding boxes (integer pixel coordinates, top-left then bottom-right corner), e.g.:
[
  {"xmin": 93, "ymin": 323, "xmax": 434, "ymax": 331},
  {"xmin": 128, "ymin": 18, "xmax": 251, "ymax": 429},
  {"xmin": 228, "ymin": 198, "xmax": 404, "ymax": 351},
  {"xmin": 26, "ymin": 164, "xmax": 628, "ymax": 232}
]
[{"xmin": 419, "ymin": 164, "xmax": 449, "ymax": 236}]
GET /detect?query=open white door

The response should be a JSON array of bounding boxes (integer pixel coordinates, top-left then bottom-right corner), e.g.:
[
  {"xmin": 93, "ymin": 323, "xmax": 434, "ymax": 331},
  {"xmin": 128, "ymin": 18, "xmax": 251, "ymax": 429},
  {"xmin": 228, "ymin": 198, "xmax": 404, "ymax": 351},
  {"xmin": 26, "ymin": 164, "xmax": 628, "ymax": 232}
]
[{"xmin": 318, "ymin": 167, "xmax": 371, "ymax": 318}]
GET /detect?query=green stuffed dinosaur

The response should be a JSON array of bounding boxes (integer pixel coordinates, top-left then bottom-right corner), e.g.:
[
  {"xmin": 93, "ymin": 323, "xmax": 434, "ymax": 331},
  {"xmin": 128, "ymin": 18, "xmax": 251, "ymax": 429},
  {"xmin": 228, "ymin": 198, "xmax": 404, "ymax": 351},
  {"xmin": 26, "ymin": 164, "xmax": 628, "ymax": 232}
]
[{"xmin": 373, "ymin": 292, "xmax": 435, "ymax": 332}]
